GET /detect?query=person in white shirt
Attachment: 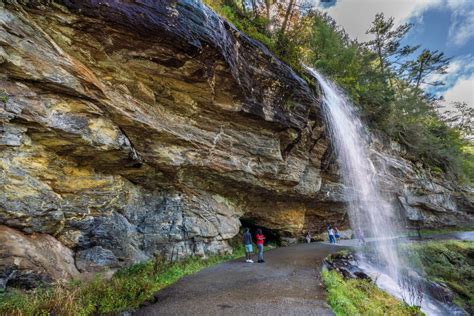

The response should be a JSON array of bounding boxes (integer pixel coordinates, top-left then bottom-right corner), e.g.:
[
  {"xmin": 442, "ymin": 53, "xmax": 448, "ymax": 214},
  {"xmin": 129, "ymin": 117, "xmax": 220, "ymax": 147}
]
[{"xmin": 328, "ymin": 227, "xmax": 336, "ymax": 244}]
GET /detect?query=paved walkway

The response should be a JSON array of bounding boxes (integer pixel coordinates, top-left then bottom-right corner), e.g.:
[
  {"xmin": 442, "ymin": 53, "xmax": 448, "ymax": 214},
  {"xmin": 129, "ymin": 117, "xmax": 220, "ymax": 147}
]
[
  {"xmin": 136, "ymin": 231, "xmax": 473, "ymax": 316},
  {"xmin": 135, "ymin": 242, "xmax": 344, "ymax": 316},
  {"xmin": 319, "ymin": 231, "xmax": 474, "ymax": 247}
]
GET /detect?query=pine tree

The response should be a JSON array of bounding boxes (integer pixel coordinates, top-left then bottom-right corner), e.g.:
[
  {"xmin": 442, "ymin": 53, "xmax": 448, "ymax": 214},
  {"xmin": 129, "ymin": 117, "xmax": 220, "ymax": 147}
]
[
  {"xmin": 365, "ymin": 13, "xmax": 416, "ymax": 82},
  {"xmin": 438, "ymin": 101, "xmax": 474, "ymax": 139},
  {"xmin": 403, "ymin": 49, "xmax": 450, "ymax": 90}
]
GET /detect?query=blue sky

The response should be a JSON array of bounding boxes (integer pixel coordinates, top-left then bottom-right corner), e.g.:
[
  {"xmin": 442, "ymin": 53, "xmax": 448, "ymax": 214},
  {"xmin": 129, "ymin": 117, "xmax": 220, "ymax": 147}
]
[{"xmin": 315, "ymin": 0, "xmax": 474, "ymax": 107}]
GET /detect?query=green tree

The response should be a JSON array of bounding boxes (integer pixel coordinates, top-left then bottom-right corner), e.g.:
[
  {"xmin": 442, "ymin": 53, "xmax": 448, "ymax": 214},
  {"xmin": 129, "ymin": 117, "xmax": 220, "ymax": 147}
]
[
  {"xmin": 365, "ymin": 13, "xmax": 416, "ymax": 83},
  {"xmin": 305, "ymin": 13, "xmax": 394, "ymax": 124},
  {"xmin": 402, "ymin": 49, "xmax": 450, "ymax": 91},
  {"xmin": 438, "ymin": 101, "xmax": 474, "ymax": 139}
]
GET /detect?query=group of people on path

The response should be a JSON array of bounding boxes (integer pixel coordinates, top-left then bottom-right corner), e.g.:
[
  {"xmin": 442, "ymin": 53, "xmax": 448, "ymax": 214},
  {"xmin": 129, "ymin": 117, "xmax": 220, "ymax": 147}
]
[
  {"xmin": 243, "ymin": 228, "xmax": 266, "ymax": 263},
  {"xmin": 304, "ymin": 225, "xmax": 340, "ymax": 244},
  {"xmin": 243, "ymin": 224, "xmax": 366, "ymax": 261},
  {"xmin": 327, "ymin": 225, "xmax": 365, "ymax": 244}
]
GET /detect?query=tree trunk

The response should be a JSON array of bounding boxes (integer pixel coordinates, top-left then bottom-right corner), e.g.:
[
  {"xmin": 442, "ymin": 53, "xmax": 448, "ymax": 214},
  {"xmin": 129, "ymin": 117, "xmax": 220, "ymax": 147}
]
[
  {"xmin": 415, "ymin": 60, "xmax": 425, "ymax": 90},
  {"xmin": 376, "ymin": 39, "xmax": 385, "ymax": 75},
  {"xmin": 280, "ymin": 0, "xmax": 295, "ymax": 35},
  {"xmin": 265, "ymin": 0, "xmax": 271, "ymax": 21},
  {"xmin": 251, "ymin": 0, "xmax": 257, "ymax": 17}
]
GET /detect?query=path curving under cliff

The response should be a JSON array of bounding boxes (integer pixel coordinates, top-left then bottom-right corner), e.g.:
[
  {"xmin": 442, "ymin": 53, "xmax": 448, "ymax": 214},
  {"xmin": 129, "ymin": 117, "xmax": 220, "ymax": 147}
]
[
  {"xmin": 135, "ymin": 242, "xmax": 344, "ymax": 316},
  {"xmin": 135, "ymin": 232, "xmax": 474, "ymax": 315}
]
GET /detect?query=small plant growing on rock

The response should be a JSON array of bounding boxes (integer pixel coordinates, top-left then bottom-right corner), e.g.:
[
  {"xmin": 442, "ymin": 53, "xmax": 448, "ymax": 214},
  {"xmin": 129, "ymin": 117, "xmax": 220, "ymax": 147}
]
[{"xmin": 0, "ymin": 90, "xmax": 8, "ymax": 104}]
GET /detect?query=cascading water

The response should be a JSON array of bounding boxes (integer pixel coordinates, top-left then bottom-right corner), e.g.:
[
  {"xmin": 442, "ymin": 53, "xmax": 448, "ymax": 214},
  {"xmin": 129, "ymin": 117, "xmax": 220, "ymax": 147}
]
[
  {"xmin": 307, "ymin": 67, "xmax": 457, "ymax": 315},
  {"xmin": 307, "ymin": 67, "xmax": 404, "ymax": 278}
]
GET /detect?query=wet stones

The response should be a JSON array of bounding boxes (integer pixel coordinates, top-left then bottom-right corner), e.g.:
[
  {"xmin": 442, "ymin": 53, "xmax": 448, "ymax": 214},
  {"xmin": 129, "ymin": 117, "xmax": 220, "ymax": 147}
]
[{"xmin": 323, "ymin": 252, "xmax": 371, "ymax": 281}]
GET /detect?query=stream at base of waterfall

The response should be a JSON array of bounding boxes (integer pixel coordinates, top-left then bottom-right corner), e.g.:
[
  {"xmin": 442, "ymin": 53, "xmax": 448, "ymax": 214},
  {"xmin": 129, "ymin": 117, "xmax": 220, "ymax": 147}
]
[{"xmin": 307, "ymin": 67, "xmax": 462, "ymax": 315}]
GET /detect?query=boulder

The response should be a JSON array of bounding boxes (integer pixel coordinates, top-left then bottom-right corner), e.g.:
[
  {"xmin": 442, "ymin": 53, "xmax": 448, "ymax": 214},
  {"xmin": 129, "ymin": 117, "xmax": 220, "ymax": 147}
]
[{"xmin": 0, "ymin": 225, "xmax": 79, "ymax": 289}]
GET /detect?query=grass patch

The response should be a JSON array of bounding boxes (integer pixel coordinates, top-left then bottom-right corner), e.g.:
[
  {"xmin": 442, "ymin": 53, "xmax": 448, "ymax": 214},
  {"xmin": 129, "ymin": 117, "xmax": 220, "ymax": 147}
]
[
  {"xmin": 0, "ymin": 247, "xmax": 245, "ymax": 315},
  {"xmin": 409, "ymin": 240, "xmax": 474, "ymax": 312},
  {"xmin": 321, "ymin": 269, "xmax": 423, "ymax": 316}
]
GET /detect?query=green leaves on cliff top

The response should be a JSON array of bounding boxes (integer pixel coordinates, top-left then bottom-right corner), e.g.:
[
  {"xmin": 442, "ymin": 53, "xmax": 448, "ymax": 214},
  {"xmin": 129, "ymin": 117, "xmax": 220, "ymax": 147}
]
[{"xmin": 204, "ymin": 0, "xmax": 473, "ymax": 183}]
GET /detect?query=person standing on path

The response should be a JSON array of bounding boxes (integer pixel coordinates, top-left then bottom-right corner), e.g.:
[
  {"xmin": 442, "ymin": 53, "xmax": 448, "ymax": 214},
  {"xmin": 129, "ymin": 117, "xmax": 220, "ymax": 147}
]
[
  {"xmin": 334, "ymin": 226, "xmax": 340, "ymax": 243},
  {"xmin": 256, "ymin": 229, "xmax": 266, "ymax": 263},
  {"xmin": 356, "ymin": 227, "xmax": 366, "ymax": 244},
  {"xmin": 328, "ymin": 226, "xmax": 336, "ymax": 244},
  {"xmin": 243, "ymin": 228, "xmax": 254, "ymax": 263},
  {"xmin": 305, "ymin": 232, "xmax": 312, "ymax": 244}
]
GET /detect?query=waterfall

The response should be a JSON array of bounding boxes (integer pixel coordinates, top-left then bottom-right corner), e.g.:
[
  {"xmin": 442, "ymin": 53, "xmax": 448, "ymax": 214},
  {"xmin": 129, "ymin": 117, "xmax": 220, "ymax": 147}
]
[
  {"xmin": 307, "ymin": 67, "xmax": 404, "ymax": 278},
  {"xmin": 307, "ymin": 67, "xmax": 461, "ymax": 315}
]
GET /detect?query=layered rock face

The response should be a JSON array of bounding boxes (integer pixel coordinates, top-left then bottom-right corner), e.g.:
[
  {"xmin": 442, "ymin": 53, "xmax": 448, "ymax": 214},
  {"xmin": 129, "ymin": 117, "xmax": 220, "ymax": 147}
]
[
  {"xmin": 0, "ymin": 0, "xmax": 329, "ymax": 287},
  {"xmin": 369, "ymin": 137, "xmax": 474, "ymax": 228},
  {"xmin": 0, "ymin": 0, "xmax": 472, "ymax": 288}
]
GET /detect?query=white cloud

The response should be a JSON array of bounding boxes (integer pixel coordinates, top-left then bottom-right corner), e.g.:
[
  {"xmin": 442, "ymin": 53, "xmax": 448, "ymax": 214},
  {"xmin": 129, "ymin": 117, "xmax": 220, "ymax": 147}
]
[
  {"xmin": 314, "ymin": 0, "xmax": 473, "ymax": 46},
  {"xmin": 446, "ymin": 0, "xmax": 470, "ymax": 10},
  {"xmin": 443, "ymin": 75, "xmax": 474, "ymax": 105},
  {"xmin": 448, "ymin": 9, "xmax": 474, "ymax": 46},
  {"xmin": 427, "ymin": 54, "xmax": 474, "ymax": 102},
  {"xmin": 315, "ymin": 0, "xmax": 443, "ymax": 41}
]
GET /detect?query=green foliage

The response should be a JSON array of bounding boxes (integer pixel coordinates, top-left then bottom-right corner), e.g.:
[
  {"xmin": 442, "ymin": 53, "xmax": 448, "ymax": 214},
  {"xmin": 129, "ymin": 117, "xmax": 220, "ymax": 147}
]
[
  {"xmin": 381, "ymin": 94, "xmax": 471, "ymax": 179},
  {"xmin": 402, "ymin": 49, "xmax": 450, "ymax": 90},
  {"xmin": 0, "ymin": 91, "xmax": 8, "ymax": 103},
  {"xmin": 405, "ymin": 226, "xmax": 474, "ymax": 238},
  {"xmin": 204, "ymin": 0, "xmax": 304, "ymax": 74},
  {"xmin": 0, "ymin": 247, "xmax": 246, "ymax": 315},
  {"xmin": 321, "ymin": 269, "xmax": 423, "ymax": 316},
  {"xmin": 365, "ymin": 13, "xmax": 416, "ymax": 78},
  {"xmin": 203, "ymin": 1, "xmax": 471, "ymax": 181},
  {"xmin": 408, "ymin": 240, "xmax": 474, "ymax": 311},
  {"xmin": 305, "ymin": 13, "xmax": 395, "ymax": 123},
  {"xmin": 461, "ymin": 146, "xmax": 474, "ymax": 185}
]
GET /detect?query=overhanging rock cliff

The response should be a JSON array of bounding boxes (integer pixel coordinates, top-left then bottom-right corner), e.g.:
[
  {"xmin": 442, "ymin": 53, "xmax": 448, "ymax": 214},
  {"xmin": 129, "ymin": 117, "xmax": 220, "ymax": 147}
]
[
  {"xmin": 0, "ymin": 0, "xmax": 329, "ymax": 286},
  {"xmin": 0, "ymin": 0, "xmax": 472, "ymax": 288}
]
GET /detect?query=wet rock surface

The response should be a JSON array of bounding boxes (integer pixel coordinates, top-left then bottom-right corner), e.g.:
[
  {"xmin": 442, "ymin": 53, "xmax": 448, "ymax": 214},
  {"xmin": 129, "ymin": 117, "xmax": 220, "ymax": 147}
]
[
  {"xmin": 0, "ymin": 0, "xmax": 325, "ymax": 285},
  {"xmin": 323, "ymin": 251, "xmax": 371, "ymax": 280},
  {"xmin": 369, "ymin": 136, "xmax": 474, "ymax": 229},
  {"xmin": 0, "ymin": 0, "xmax": 472, "ymax": 287}
]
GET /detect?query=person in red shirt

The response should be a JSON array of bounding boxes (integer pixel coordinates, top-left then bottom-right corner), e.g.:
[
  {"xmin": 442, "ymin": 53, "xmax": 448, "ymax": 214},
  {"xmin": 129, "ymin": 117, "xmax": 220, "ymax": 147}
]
[{"xmin": 255, "ymin": 229, "xmax": 266, "ymax": 263}]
